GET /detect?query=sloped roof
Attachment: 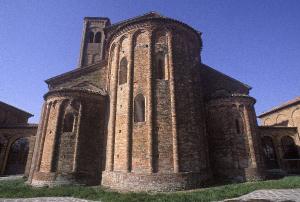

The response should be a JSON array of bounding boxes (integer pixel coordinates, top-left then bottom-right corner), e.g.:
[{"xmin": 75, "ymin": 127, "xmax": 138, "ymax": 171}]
[
  {"xmin": 106, "ymin": 11, "xmax": 201, "ymax": 36},
  {"xmin": 45, "ymin": 61, "xmax": 107, "ymax": 86},
  {"xmin": 258, "ymin": 96, "xmax": 300, "ymax": 118},
  {"xmin": 0, "ymin": 101, "xmax": 33, "ymax": 118},
  {"xmin": 109, "ymin": 11, "xmax": 165, "ymax": 28},
  {"xmin": 0, "ymin": 123, "xmax": 38, "ymax": 129},
  {"xmin": 201, "ymin": 64, "xmax": 252, "ymax": 90}
]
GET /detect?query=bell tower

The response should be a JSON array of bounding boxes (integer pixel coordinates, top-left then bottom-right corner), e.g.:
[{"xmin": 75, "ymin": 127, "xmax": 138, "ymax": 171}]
[{"xmin": 78, "ymin": 17, "xmax": 110, "ymax": 67}]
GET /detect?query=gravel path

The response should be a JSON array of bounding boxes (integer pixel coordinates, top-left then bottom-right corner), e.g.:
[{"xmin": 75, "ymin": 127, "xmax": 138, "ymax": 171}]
[
  {"xmin": 0, "ymin": 175, "xmax": 23, "ymax": 181},
  {"xmin": 223, "ymin": 189, "xmax": 300, "ymax": 202}
]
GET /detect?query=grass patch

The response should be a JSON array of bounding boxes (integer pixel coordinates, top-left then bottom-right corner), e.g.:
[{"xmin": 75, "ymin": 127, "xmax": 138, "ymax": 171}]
[{"xmin": 0, "ymin": 177, "xmax": 300, "ymax": 201}]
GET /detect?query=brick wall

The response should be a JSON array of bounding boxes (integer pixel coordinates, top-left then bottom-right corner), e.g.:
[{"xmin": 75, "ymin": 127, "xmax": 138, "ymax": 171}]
[
  {"xmin": 30, "ymin": 90, "xmax": 107, "ymax": 186},
  {"xmin": 102, "ymin": 19, "xmax": 211, "ymax": 191},
  {"xmin": 206, "ymin": 95, "xmax": 264, "ymax": 182}
]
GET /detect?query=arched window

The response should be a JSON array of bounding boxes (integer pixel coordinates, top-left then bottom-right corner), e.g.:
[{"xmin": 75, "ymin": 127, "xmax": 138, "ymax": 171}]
[
  {"xmin": 87, "ymin": 31, "xmax": 94, "ymax": 43},
  {"xmin": 134, "ymin": 94, "xmax": 145, "ymax": 122},
  {"xmin": 94, "ymin": 32, "xmax": 102, "ymax": 43},
  {"xmin": 262, "ymin": 136, "xmax": 278, "ymax": 169},
  {"xmin": 119, "ymin": 57, "xmax": 128, "ymax": 85},
  {"xmin": 281, "ymin": 136, "xmax": 299, "ymax": 159},
  {"xmin": 156, "ymin": 54, "xmax": 165, "ymax": 80},
  {"xmin": 63, "ymin": 113, "xmax": 75, "ymax": 132}
]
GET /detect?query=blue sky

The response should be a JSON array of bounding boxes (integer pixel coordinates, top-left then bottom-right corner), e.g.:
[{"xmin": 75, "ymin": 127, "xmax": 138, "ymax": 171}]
[{"xmin": 0, "ymin": 0, "xmax": 299, "ymax": 123}]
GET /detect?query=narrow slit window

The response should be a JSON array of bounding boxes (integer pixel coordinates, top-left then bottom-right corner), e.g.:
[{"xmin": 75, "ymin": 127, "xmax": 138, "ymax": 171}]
[
  {"xmin": 235, "ymin": 119, "xmax": 241, "ymax": 134},
  {"xmin": 94, "ymin": 32, "xmax": 102, "ymax": 43},
  {"xmin": 63, "ymin": 114, "xmax": 74, "ymax": 132},
  {"xmin": 155, "ymin": 52, "xmax": 166, "ymax": 80},
  {"xmin": 119, "ymin": 57, "xmax": 128, "ymax": 85},
  {"xmin": 87, "ymin": 32, "xmax": 94, "ymax": 43},
  {"xmin": 134, "ymin": 94, "xmax": 145, "ymax": 122},
  {"xmin": 157, "ymin": 57, "xmax": 165, "ymax": 79}
]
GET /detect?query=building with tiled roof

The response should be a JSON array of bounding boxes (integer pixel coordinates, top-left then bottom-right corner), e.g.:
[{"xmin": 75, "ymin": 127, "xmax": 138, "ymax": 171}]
[
  {"xmin": 257, "ymin": 97, "xmax": 300, "ymax": 174},
  {"xmin": 0, "ymin": 101, "xmax": 37, "ymax": 176}
]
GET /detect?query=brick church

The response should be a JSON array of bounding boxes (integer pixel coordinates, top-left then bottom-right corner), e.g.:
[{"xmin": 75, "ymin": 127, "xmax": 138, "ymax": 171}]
[{"xmin": 3, "ymin": 12, "xmax": 295, "ymax": 191}]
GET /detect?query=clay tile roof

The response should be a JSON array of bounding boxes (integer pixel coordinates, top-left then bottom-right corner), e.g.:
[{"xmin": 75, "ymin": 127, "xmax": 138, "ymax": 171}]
[
  {"xmin": 201, "ymin": 63, "xmax": 252, "ymax": 90},
  {"xmin": 108, "ymin": 11, "xmax": 165, "ymax": 28},
  {"xmin": 106, "ymin": 11, "xmax": 201, "ymax": 36},
  {"xmin": 0, "ymin": 101, "xmax": 33, "ymax": 118},
  {"xmin": 258, "ymin": 96, "xmax": 300, "ymax": 117}
]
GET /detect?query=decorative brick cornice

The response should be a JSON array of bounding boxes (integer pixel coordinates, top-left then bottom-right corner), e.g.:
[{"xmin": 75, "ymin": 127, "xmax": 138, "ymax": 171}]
[
  {"xmin": 44, "ymin": 88, "xmax": 107, "ymax": 100},
  {"xmin": 104, "ymin": 18, "xmax": 202, "ymax": 60},
  {"xmin": 206, "ymin": 94, "xmax": 256, "ymax": 107}
]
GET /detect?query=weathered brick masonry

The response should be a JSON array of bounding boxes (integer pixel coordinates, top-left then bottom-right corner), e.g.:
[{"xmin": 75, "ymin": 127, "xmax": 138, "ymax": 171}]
[{"xmin": 27, "ymin": 12, "xmax": 270, "ymax": 191}]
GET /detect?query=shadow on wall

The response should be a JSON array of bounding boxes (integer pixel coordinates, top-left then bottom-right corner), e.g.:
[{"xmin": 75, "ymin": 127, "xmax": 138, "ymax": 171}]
[
  {"xmin": 261, "ymin": 135, "xmax": 300, "ymax": 174},
  {"xmin": 207, "ymin": 106, "xmax": 259, "ymax": 184},
  {"xmin": 73, "ymin": 97, "xmax": 108, "ymax": 186},
  {"xmin": 273, "ymin": 120, "xmax": 289, "ymax": 127}
]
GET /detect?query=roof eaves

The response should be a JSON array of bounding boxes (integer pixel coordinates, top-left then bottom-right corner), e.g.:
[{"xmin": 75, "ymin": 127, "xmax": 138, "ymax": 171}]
[
  {"xmin": 108, "ymin": 11, "xmax": 165, "ymax": 29},
  {"xmin": 201, "ymin": 63, "xmax": 252, "ymax": 90},
  {"xmin": 0, "ymin": 123, "xmax": 38, "ymax": 129},
  {"xmin": 45, "ymin": 61, "xmax": 107, "ymax": 85},
  {"xmin": 258, "ymin": 97, "xmax": 300, "ymax": 118},
  {"xmin": 0, "ymin": 101, "xmax": 33, "ymax": 117}
]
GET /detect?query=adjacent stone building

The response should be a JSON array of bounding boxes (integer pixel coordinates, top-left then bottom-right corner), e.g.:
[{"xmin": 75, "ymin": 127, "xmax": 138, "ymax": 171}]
[
  {"xmin": 25, "ymin": 12, "xmax": 282, "ymax": 191},
  {"xmin": 0, "ymin": 101, "xmax": 37, "ymax": 176},
  {"xmin": 258, "ymin": 97, "xmax": 300, "ymax": 174}
]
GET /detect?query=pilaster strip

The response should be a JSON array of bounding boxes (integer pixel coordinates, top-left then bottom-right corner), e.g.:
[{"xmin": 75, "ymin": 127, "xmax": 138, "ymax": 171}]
[
  {"xmin": 147, "ymin": 29, "xmax": 154, "ymax": 173},
  {"xmin": 73, "ymin": 102, "xmax": 82, "ymax": 172},
  {"xmin": 27, "ymin": 102, "xmax": 47, "ymax": 182},
  {"xmin": 50, "ymin": 100, "xmax": 64, "ymax": 172},
  {"xmin": 126, "ymin": 34, "xmax": 134, "ymax": 172},
  {"xmin": 36, "ymin": 101, "xmax": 52, "ymax": 171},
  {"xmin": 243, "ymin": 104, "xmax": 257, "ymax": 167},
  {"xmin": 107, "ymin": 42, "xmax": 121, "ymax": 171},
  {"xmin": 167, "ymin": 30, "xmax": 179, "ymax": 173}
]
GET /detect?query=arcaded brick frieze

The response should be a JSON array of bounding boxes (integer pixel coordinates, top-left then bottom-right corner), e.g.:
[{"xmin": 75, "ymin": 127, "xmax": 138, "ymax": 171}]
[{"xmin": 259, "ymin": 100, "xmax": 300, "ymax": 131}]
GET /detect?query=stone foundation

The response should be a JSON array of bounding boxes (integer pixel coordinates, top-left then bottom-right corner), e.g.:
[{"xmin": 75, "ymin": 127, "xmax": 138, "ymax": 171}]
[
  {"xmin": 101, "ymin": 171, "xmax": 211, "ymax": 192},
  {"xmin": 212, "ymin": 167, "xmax": 264, "ymax": 184},
  {"xmin": 31, "ymin": 172, "xmax": 81, "ymax": 187},
  {"xmin": 244, "ymin": 167, "xmax": 265, "ymax": 181}
]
